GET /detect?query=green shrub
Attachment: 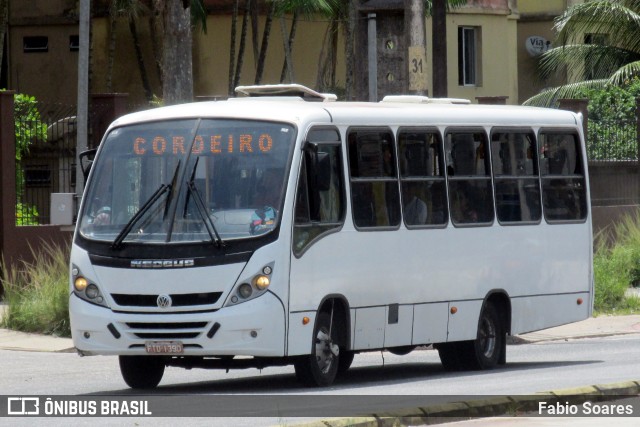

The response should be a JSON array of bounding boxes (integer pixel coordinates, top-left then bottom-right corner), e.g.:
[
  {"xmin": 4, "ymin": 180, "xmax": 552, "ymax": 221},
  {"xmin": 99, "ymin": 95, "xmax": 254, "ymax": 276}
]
[
  {"xmin": 593, "ymin": 213, "xmax": 640, "ymax": 314},
  {"xmin": 1, "ymin": 241, "xmax": 70, "ymax": 337}
]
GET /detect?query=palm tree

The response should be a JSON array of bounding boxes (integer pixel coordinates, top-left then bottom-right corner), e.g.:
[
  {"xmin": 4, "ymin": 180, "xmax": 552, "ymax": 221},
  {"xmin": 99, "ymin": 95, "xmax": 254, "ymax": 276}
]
[{"xmin": 525, "ymin": 0, "xmax": 640, "ymax": 106}]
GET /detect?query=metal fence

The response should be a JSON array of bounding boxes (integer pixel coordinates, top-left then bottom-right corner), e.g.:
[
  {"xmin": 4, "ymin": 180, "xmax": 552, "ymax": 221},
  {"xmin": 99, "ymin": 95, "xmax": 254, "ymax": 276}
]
[
  {"xmin": 15, "ymin": 101, "xmax": 77, "ymax": 225},
  {"xmin": 587, "ymin": 119, "xmax": 638, "ymax": 162}
]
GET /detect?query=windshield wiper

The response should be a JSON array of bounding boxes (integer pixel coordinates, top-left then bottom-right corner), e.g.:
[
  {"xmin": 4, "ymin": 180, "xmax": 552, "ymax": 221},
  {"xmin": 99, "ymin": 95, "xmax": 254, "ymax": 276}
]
[
  {"xmin": 185, "ymin": 158, "xmax": 225, "ymax": 247},
  {"xmin": 111, "ymin": 160, "xmax": 181, "ymax": 250}
]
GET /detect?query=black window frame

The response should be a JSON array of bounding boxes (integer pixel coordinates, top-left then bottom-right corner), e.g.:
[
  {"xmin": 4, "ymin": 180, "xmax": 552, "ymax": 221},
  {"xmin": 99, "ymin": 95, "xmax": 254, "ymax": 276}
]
[
  {"xmin": 490, "ymin": 127, "xmax": 542, "ymax": 225},
  {"xmin": 397, "ymin": 127, "xmax": 448, "ymax": 229},
  {"xmin": 445, "ymin": 128, "xmax": 494, "ymax": 227},
  {"xmin": 538, "ymin": 129, "xmax": 588, "ymax": 224},
  {"xmin": 293, "ymin": 126, "xmax": 346, "ymax": 257},
  {"xmin": 347, "ymin": 127, "xmax": 402, "ymax": 231}
]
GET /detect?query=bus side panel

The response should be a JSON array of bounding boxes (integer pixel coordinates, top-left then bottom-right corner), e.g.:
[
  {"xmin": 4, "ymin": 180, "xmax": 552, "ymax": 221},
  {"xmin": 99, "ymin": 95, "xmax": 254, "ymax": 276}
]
[
  {"xmin": 445, "ymin": 300, "xmax": 483, "ymax": 342},
  {"xmin": 353, "ymin": 306, "xmax": 386, "ymax": 350},
  {"xmin": 287, "ymin": 311, "xmax": 316, "ymax": 356},
  {"xmin": 383, "ymin": 304, "xmax": 414, "ymax": 348},
  {"xmin": 412, "ymin": 302, "xmax": 449, "ymax": 345},
  {"xmin": 510, "ymin": 292, "xmax": 590, "ymax": 335}
]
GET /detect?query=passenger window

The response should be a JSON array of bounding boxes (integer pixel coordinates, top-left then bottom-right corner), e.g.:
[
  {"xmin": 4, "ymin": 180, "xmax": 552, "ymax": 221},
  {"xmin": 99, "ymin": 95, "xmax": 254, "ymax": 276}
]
[
  {"xmin": 445, "ymin": 130, "xmax": 494, "ymax": 225},
  {"xmin": 293, "ymin": 128, "xmax": 345, "ymax": 256},
  {"xmin": 539, "ymin": 132, "xmax": 587, "ymax": 222},
  {"xmin": 347, "ymin": 129, "xmax": 401, "ymax": 229},
  {"xmin": 490, "ymin": 130, "xmax": 541, "ymax": 224},
  {"xmin": 398, "ymin": 128, "xmax": 448, "ymax": 227}
]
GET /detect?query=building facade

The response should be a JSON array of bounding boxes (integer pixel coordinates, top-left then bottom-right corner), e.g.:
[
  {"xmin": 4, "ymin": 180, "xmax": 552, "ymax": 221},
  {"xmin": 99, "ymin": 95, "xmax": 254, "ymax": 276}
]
[{"xmin": 1, "ymin": 0, "xmax": 582, "ymax": 106}]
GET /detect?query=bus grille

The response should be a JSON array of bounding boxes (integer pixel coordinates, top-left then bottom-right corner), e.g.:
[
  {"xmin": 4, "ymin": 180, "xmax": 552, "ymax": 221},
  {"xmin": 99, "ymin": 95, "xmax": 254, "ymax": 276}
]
[
  {"xmin": 111, "ymin": 292, "xmax": 222, "ymax": 307},
  {"xmin": 124, "ymin": 321, "xmax": 208, "ymax": 340}
]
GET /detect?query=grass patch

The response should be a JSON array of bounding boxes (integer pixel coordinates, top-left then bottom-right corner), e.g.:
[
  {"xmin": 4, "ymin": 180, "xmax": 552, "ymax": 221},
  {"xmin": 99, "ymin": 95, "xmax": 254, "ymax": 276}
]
[
  {"xmin": 1, "ymin": 241, "xmax": 70, "ymax": 337},
  {"xmin": 593, "ymin": 214, "xmax": 640, "ymax": 315}
]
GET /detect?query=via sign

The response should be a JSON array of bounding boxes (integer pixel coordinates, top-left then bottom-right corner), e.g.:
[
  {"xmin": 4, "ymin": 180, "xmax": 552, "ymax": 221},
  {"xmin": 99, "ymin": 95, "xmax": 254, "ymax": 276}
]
[{"xmin": 526, "ymin": 36, "xmax": 551, "ymax": 57}]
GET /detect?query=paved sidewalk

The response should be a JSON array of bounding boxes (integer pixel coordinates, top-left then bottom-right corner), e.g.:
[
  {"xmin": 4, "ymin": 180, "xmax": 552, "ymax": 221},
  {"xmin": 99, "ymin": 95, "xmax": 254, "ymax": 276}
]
[{"xmin": 1, "ymin": 299, "xmax": 640, "ymax": 352}]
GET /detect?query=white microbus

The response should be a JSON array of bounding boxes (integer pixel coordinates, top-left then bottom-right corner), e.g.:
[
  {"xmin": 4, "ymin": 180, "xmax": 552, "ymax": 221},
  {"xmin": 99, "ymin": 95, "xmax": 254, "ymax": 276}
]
[{"xmin": 70, "ymin": 84, "xmax": 592, "ymax": 389}]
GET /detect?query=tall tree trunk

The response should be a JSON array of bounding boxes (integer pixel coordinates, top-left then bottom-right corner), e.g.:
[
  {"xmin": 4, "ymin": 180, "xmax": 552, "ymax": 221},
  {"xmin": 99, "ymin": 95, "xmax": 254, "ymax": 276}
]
[
  {"xmin": 250, "ymin": 0, "xmax": 259, "ymax": 68},
  {"xmin": 149, "ymin": 0, "xmax": 164, "ymax": 86},
  {"xmin": 228, "ymin": 0, "xmax": 239, "ymax": 95},
  {"xmin": 162, "ymin": 0, "xmax": 193, "ymax": 105},
  {"xmin": 130, "ymin": 18, "xmax": 153, "ymax": 102},
  {"xmin": 344, "ymin": 0, "xmax": 357, "ymax": 100},
  {"xmin": 254, "ymin": 2, "xmax": 276, "ymax": 85},
  {"xmin": 106, "ymin": 3, "xmax": 117, "ymax": 93},
  {"xmin": 432, "ymin": 0, "xmax": 448, "ymax": 97},
  {"xmin": 1, "ymin": 0, "xmax": 9, "ymax": 78},
  {"xmin": 279, "ymin": 12, "xmax": 296, "ymax": 83},
  {"xmin": 316, "ymin": 19, "xmax": 338, "ymax": 92},
  {"xmin": 233, "ymin": 3, "xmax": 249, "ymax": 90}
]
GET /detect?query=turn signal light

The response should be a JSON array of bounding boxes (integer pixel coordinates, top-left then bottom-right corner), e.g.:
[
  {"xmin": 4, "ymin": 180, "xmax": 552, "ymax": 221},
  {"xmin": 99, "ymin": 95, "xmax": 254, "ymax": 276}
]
[
  {"xmin": 577, "ymin": 298, "xmax": 583, "ymax": 305},
  {"xmin": 450, "ymin": 306, "xmax": 458, "ymax": 315}
]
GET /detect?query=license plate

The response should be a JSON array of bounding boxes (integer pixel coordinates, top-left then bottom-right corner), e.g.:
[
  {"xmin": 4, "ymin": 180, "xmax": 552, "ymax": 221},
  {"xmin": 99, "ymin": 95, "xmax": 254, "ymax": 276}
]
[{"xmin": 145, "ymin": 341, "xmax": 183, "ymax": 354}]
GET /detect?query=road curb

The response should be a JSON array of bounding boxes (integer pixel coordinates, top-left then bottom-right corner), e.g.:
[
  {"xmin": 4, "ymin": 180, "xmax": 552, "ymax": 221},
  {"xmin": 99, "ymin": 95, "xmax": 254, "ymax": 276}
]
[{"xmin": 288, "ymin": 381, "xmax": 640, "ymax": 427}]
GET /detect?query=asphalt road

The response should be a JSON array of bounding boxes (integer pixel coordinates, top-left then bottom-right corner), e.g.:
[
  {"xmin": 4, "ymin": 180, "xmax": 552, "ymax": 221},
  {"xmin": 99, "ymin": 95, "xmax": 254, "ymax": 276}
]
[{"xmin": 2, "ymin": 334, "xmax": 640, "ymax": 426}]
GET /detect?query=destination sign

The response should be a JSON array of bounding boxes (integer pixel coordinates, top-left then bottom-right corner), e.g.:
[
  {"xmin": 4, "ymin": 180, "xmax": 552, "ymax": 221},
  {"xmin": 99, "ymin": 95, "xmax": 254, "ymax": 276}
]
[{"xmin": 132, "ymin": 133, "xmax": 274, "ymax": 156}]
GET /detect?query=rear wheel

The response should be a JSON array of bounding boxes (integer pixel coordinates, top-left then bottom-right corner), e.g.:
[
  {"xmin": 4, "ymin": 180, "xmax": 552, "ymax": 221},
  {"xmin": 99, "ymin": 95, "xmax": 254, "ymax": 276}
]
[
  {"xmin": 294, "ymin": 311, "xmax": 340, "ymax": 386},
  {"xmin": 470, "ymin": 303, "xmax": 503, "ymax": 369},
  {"xmin": 119, "ymin": 356, "xmax": 165, "ymax": 389},
  {"xmin": 437, "ymin": 303, "xmax": 504, "ymax": 371}
]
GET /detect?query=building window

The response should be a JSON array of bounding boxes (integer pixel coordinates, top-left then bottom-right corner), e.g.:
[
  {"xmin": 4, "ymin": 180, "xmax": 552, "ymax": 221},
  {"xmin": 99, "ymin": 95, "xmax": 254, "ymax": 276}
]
[
  {"xmin": 69, "ymin": 35, "xmax": 80, "ymax": 52},
  {"xmin": 458, "ymin": 27, "xmax": 480, "ymax": 86},
  {"xmin": 23, "ymin": 36, "xmax": 49, "ymax": 53}
]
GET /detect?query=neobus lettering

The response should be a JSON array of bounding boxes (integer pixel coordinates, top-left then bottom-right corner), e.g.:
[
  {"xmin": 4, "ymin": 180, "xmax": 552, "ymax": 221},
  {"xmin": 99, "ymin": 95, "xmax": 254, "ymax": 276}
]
[{"xmin": 132, "ymin": 133, "xmax": 274, "ymax": 155}]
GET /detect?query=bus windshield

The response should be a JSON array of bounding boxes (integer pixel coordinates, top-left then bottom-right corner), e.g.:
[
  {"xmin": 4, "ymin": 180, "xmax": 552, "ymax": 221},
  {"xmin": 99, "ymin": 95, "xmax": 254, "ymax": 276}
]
[{"xmin": 79, "ymin": 118, "xmax": 296, "ymax": 244}]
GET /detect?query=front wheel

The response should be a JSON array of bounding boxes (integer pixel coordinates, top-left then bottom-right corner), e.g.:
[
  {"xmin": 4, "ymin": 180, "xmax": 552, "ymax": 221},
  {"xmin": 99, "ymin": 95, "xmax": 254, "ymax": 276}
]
[
  {"xmin": 294, "ymin": 311, "xmax": 339, "ymax": 387},
  {"xmin": 119, "ymin": 356, "xmax": 165, "ymax": 389}
]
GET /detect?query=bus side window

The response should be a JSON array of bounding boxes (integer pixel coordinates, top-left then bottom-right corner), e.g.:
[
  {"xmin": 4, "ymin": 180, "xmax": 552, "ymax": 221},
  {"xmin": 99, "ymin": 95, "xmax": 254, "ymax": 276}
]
[
  {"xmin": 445, "ymin": 131, "xmax": 494, "ymax": 226},
  {"xmin": 490, "ymin": 130, "xmax": 541, "ymax": 224},
  {"xmin": 398, "ymin": 128, "xmax": 448, "ymax": 227},
  {"xmin": 347, "ymin": 128, "xmax": 401, "ymax": 229},
  {"xmin": 293, "ymin": 130, "xmax": 345, "ymax": 256},
  {"xmin": 539, "ymin": 132, "xmax": 587, "ymax": 222}
]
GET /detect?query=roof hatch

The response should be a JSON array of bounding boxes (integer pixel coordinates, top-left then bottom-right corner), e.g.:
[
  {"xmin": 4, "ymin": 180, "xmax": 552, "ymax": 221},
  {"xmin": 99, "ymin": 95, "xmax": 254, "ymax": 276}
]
[{"xmin": 235, "ymin": 84, "xmax": 337, "ymax": 102}]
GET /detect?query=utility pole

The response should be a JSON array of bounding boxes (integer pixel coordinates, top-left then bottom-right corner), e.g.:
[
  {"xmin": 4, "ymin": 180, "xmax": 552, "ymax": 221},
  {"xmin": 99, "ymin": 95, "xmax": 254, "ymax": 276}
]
[
  {"xmin": 76, "ymin": 0, "xmax": 90, "ymax": 202},
  {"xmin": 405, "ymin": 0, "xmax": 427, "ymax": 95},
  {"xmin": 432, "ymin": 0, "xmax": 448, "ymax": 97}
]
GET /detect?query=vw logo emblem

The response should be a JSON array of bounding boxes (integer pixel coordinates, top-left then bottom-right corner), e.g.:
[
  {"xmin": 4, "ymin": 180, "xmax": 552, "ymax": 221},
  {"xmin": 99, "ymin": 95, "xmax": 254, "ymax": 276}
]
[{"xmin": 157, "ymin": 294, "xmax": 172, "ymax": 308}]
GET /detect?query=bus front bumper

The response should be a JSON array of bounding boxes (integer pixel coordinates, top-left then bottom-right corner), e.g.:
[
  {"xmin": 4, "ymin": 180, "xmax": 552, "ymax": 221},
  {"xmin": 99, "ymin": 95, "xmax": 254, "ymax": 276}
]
[{"xmin": 69, "ymin": 292, "xmax": 285, "ymax": 357}]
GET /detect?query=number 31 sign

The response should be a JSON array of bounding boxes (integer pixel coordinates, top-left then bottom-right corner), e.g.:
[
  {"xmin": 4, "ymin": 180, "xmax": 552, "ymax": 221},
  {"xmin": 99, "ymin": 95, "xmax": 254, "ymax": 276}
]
[{"xmin": 408, "ymin": 45, "xmax": 428, "ymax": 92}]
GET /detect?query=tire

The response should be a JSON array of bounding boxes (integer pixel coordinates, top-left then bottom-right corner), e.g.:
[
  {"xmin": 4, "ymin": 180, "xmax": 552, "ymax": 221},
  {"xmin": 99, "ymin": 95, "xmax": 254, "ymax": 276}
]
[
  {"xmin": 436, "ymin": 342, "xmax": 465, "ymax": 371},
  {"xmin": 119, "ymin": 356, "xmax": 165, "ymax": 389},
  {"xmin": 469, "ymin": 303, "xmax": 503, "ymax": 370},
  {"xmin": 337, "ymin": 350, "xmax": 355, "ymax": 374},
  {"xmin": 294, "ymin": 311, "xmax": 340, "ymax": 387},
  {"xmin": 437, "ymin": 303, "xmax": 504, "ymax": 371}
]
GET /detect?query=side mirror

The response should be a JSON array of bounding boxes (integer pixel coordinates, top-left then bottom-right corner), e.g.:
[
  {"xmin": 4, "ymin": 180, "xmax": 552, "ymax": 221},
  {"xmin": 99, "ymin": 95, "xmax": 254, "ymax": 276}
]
[{"xmin": 79, "ymin": 149, "xmax": 97, "ymax": 182}]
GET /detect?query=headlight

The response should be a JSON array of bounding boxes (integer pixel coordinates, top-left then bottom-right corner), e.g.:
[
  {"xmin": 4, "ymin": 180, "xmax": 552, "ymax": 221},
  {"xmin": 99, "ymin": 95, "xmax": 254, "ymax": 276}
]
[
  {"xmin": 238, "ymin": 283, "xmax": 253, "ymax": 299},
  {"xmin": 225, "ymin": 263, "xmax": 274, "ymax": 307},
  {"xmin": 74, "ymin": 277, "xmax": 89, "ymax": 292},
  {"xmin": 85, "ymin": 284, "xmax": 100, "ymax": 299},
  {"xmin": 254, "ymin": 275, "xmax": 270, "ymax": 290}
]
